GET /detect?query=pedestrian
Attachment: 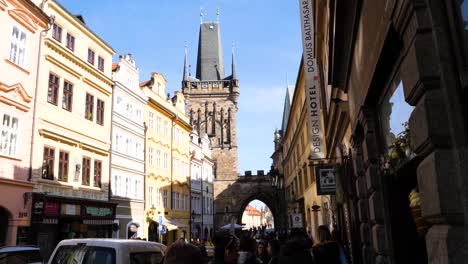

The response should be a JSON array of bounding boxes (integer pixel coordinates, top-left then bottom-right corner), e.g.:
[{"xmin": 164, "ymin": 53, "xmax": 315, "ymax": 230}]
[
  {"xmin": 199, "ymin": 238, "xmax": 208, "ymax": 261},
  {"xmin": 256, "ymin": 241, "xmax": 269, "ymax": 263},
  {"xmin": 209, "ymin": 233, "xmax": 230, "ymax": 264},
  {"xmin": 238, "ymin": 235, "xmax": 263, "ymax": 264},
  {"xmin": 164, "ymin": 240, "xmax": 204, "ymax": 264},
  {"xmin": 311, "ymin": 225, "xmax": 348, "ymax": 264},
  {"xmin": 224, "ymin": 235, "xmax": 240, "ymax": 264},
  {"xmin": 266, "ymin": 239, "xmax": 280, "ymax": 264}
]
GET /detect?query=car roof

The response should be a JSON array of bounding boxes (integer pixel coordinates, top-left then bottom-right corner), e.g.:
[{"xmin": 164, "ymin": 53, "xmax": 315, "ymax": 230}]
[
  {"xmin": 56, "ymin": 239, "xmax": 166, "ymax": 251},
  {"xmin": 0, "ymin": 246, "xmax": 40, "ymax": 253}
]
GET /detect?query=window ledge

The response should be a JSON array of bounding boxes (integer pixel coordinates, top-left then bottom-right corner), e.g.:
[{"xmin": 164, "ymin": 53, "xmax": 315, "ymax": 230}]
[
  {"xmin": 4, "ymin": 59, "xmax": 30, "ymax": 75},
  {"xmin": 0, "ymin": 154, "xmax": 21, "ymax": 161},
  {"xmin": 79, "ymin": 185, "xmax": 104, "ymax": 192}
]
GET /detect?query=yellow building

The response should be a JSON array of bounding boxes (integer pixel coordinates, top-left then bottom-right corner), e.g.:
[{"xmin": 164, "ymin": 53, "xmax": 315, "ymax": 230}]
[
  {"xmin": 29, "ymin": 0, "xmax": 115, "ymax": 258},
  {"xmin": 281, "ymin": 60, "xmax": 331, "ymax": 238},
  {"xmin": 140, "ymin": 73, "xmax": 191, "ymax": 244}
]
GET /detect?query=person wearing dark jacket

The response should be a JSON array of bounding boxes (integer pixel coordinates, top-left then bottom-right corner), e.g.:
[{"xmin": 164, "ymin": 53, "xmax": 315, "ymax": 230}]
[
  {"xmin": 312, "ymin": 225, "xmax": 348, "ymax": 264},
  {"xmin": 267, "ymin": 239, "xmax": 280, "ymax": 264}
]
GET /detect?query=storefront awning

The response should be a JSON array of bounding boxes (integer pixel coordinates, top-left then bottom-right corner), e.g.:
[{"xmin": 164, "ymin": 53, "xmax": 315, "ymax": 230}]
[{"xmin": 164, "ymin": 218, "xmax": 187, "ymax": 231}]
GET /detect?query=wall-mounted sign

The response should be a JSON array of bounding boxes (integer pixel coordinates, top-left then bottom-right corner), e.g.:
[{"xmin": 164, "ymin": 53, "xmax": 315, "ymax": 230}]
[
  {"xmin": 316, "ymin": 165, "xmax": 337, "ymax": 195},
  {"xmin": 298, "ymin": 0, "xmax": 325, "ymax": 159},
  {"xmin": 61, "ymin": 204, "xmax": 80, "ymax": 216},
  {"xmin": 44, "ymin": 202, "xmax": 59, "ymax": 217},
  {"xmin": 84, "ymin": 206, "xmax": 113, "ymax": 217},
  {"xmin": 291, "ymin": 213, "xmax": 303, "ymax": 228}
]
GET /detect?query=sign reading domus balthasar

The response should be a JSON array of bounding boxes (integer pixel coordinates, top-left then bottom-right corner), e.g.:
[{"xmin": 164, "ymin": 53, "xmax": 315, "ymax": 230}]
[{"xmin": 299, "ymin": 0, "xmax": 325, "ymax": 159}]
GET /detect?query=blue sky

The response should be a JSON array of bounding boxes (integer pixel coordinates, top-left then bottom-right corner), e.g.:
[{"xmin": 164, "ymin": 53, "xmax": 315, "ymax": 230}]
[{"xmin": 58, "ymin": 0, "xmax": 302, "ymax": 173}]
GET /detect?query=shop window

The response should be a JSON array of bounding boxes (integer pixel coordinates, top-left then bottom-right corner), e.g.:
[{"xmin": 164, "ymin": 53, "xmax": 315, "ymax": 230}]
[{"xmin": 380, "ymin": 80, "xmax": 414, "ymax": 170}]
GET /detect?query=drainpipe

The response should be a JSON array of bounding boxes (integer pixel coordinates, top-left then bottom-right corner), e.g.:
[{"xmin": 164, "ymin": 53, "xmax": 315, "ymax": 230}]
[
  {"xmin": 29, "ymin": 12, "xmax": 54, "ymax": 182},
  {"xmin": 108, "ymin": 80, "xmax": 115, "ymax": 202}
]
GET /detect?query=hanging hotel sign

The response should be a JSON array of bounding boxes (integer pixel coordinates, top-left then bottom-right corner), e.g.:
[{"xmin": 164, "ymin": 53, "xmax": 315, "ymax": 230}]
[
  {"xmin": 316, "ymin": 165, "xmax": 337, "ymax": 195},
  {"xmin": 299, "ymin": 0, "xmax": 325, "ymax": 159}
]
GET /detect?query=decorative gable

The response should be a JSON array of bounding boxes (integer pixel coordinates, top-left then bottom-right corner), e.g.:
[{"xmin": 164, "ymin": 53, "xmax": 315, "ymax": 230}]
[
  {"xmin": 0, "ymin": 82, "xmax": 32, "ymax": 112},
  {"xmin": 0, "ymin": 0, "xmax": 8, "ymax": 11},
  {"xmin": 8, "ymin": 8, "xmax": 38, "ymax": 33}
]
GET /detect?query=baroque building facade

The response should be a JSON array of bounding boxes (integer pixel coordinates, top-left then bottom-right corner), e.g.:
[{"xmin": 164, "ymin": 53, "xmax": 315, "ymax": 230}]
[
  {"xmin": 0, "ymin": 0, "xmax": 48, "ymax": 246},
  {"xmin": 141, "ymin": 73, "xmax": 192, "ymax": 245},
  {"xmin": 182, "ymin": 19, "xmax": 240, "ymax": 228},
  {"xmin": 29, "ymin": 0, "xmax": 115, "ymax": 258},
  {"xmin": 189, "ymin": 131, "xmax": 214, "ymax": 240},
  {"xmin": 110, "ymin": 54, "xmax": 146, "ymax": 239}
]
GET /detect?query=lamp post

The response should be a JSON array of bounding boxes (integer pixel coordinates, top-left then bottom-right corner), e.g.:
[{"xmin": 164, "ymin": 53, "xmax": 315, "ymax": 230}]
[{"xmin": 269, "ymin": 166, "xmax": 285, "ymax": 235}]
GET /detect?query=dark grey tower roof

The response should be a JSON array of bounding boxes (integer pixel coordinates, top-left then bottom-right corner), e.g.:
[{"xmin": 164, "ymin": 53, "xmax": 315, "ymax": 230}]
[{"xmin": 196, "ymin": 22, "xmax": 225, "ymax": 80}]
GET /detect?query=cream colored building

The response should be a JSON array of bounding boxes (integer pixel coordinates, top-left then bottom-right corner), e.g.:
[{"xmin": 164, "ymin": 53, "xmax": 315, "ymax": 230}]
[
  {"xmin": 0, "ymin": 0, "xmax": 48, "ymax": 246},
  {"xmin": 241, "ymin": 205, "xmax": 262, "ymax": 229},
  {"xmin": 29, "ymin": 0, "xmax": 115, "ymax": 258},
  {"xmin": 281, "ymin": 60, "xmax": 330, "ymax": 237},
  {"xmin": 141, "ymin": 73, "xmax": 192, "ymax": 245}
]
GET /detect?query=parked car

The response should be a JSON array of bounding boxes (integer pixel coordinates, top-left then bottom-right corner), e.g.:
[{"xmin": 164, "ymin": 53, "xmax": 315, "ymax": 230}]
[
  {"xmin": 48, "ymin": 239, "xmax": 166, "ymax": 264},
  {"xmin": 0, "ymin": 246, "xmax": 43, "ymax": 264}
]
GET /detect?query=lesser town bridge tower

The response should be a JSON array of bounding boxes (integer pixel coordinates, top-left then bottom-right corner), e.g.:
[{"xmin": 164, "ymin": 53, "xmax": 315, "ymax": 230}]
[{"xmin": 182, "ymin": 18, "xmax": 241, "ymax": 228}]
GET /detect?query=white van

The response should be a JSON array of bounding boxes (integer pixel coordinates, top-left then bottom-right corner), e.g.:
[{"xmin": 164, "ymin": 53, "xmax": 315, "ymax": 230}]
[{"xmin": 48, "ymin": 239, "xmax": 166, "ymax": 264}]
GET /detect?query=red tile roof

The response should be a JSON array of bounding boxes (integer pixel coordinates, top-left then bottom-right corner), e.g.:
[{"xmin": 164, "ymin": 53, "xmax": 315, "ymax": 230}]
[{"xmin": 139, "ymin": 80, "xmax": 151, "ymax": 88}]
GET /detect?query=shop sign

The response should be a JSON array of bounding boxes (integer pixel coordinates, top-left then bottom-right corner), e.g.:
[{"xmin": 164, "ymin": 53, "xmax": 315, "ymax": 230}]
[
  {"xmin": 44, "ymin": 202, "xmax": 59, "ymax": 217},
  {"xmin": 316, "ymin": 165, "xmax": 337, "ymax": 195},
  {"xmin": 291, "ymin": 213, "xmax": 303, "ymax": 228},
  {"xmin": 61, "ymin": 204, "xmax": 80, "ymax": 216},
  {"xmin": 33, "ymin": 201, "xmax": 43, "ymax": 215},
  {"xmin": 298, "ymin": 0, "xmax": 325, "ymax": 159},
  {"xmin": 84, "ymin": 206, "xmax": 113, "ymax": 217}
]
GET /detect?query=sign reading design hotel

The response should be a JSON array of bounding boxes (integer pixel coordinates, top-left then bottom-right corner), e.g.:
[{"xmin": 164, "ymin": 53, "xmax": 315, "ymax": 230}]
[{"xmin": 299, "ymin": 0, "xmax": 325, "ymax": 159}]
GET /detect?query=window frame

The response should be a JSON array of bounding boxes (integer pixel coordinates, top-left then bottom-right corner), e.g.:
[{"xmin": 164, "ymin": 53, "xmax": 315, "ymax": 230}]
[
  {"xmin": 85, "ymin": 93, "xmax": 94, "ymax": 121},
  {"xmin": 48, "ymin": 73, "xmax": 59, "ymax": 105},
  {"xmin": 42, "ymin": 146, "xmax": 55, "ymax": 180},
  {"xmin": 0, "ymin": 113, "xmax": 19, "ymax": 157},
  {"xmin": 96, "ymin": 99, "xmax": 105, "ymax": 125},
  {"xmin": 62, "ymin": 80, "xmax": 73, "ymax": 111},
  {"xmin": 9, "ymin": 26, "xmax": 27, "ymax": 68},
  {"xmin": 65, "ymin": 33, "xmax": 75, "ymax": 51},
  {"xmin": 93, "ymin": 159, "xmax": 102, "ymax": 188},
  {"xmin": 58, "ymin": 150, "xmax": 69, "ymax": 182},
  {"xmin": 82, "ymin": 156, "xmax": 91, "ymax": 186},
  {"xmin": 98, "ymin": 56, "xmax": 105, "ymax": 71},
  {"xmin": 87, "ymin": 48, "xmax": 95, "ymax": 65},
  {"xmin": 52, "ymin": 24, "xmax": 62, "ymax": 42}
]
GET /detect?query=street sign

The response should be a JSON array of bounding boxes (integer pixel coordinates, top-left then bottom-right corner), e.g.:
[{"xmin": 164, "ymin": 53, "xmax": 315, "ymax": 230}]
[
  {"xmin": 159, "ymin": 216, "xmax": 163, "ymax": 225},
  {"xmin": 316, "ymin": 165, "xmax": 337, "ymax": 195},
  {"xmin": 158, "ymin": 225, "xmax": 167, "ymax": 235},
  {"xmin": 291, "ymin": 213, "xmax": 303, "ymax": 228}
]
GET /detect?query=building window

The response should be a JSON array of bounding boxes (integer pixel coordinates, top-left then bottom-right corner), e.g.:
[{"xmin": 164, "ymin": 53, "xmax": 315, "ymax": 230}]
[
  {"xmin": 0, "ymin": 114, "xmax": 18, "ymax": 157},
  {"xmin": 149, "ymin": 112, "xmax": 154, "ymax": 129},
  {"xmin": 52, "ymin": 24, "xmax": 62, "ymax": 42},
  {"xmin": 48, "ymin": 73, "xmax": 59, "ymax": 105},
  {"xmin": 42, "ymin": 146, "xmax": 55, "ymax": 180},
  {"xmin": 9, "ymin": 26, "xmax": 27, "ymax": 67},
  {"xmin": 85, "ymin": 93, "xmax": 94, "ymax": 121},
  {"xmin": 96, "ymin": 99, "xmax": 104, "ymax": 125},
  {"xmin": 163, "ymin": 190, "xmax": 168, "ymax": 208},
  {"xmin": 149, "ymin": 187, "xmax": 154, "ymax": 208},
  {"xmin": 66, "ymin": 33, "xmax": 75, "ymax": 51},
  {"xmin": 163, "ymin": 153, "xmax": 168, "ymax": 169},
  {"xmin": 148, "ymin": 147, "xmax": 154, "ymax": 165},
  {"xmin": 156, "ymin": 188, "xmax": 161, "ymax": 207},
  {"xmin": 58, "ymin": 151, "xmax": 69, "ymax": 182},
  {"xmin": 98, "ymin": 56, "xmax": 105, "ymax": 71},
  {"xmin": 156, "ymin": 150, "xmax": 161, "ymax": 168},
  {"xmin": 62, "ymin": 80, "xmax": 73, "ymax": 111},
  {"xmin": 94, "ymin": 160, "xmax": 102, "ymax": 188},
  {"xmin": 87, "ymin": 48, "xmax": 95, "ymax": 65},
  {"xmin": 163, "ymin": 121, "xmax": 168, "ymax": 137},
  {"xmin": 156, "ymin": 117, "xmax": 162, "ymax": 133},
  {"xmin": 82, "ymin": 157, "xmax": 91, "ymax": 186}
]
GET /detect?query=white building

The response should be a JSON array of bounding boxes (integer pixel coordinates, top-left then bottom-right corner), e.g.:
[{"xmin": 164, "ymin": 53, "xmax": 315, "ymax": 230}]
[
  {"xmin": 189, "ymin": 131, "xmax": 214, "ymax": 240},
  {"xmin": 110, "ymin": 54, "xmax": 147, "ymax": 239}
]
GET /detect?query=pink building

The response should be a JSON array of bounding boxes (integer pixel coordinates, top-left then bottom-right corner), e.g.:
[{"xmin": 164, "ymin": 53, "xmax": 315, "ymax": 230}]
[{"xmin": 0, "ymin": 0, "xmax": 48, "ymax": 246}]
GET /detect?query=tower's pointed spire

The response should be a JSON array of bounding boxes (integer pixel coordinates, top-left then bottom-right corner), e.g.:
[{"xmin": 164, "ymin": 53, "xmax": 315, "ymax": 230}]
[
  {"xmin": 183, "ymin": 41, "xmax": 189, "ymax": 81},
  {"xmin": 231, "ymin": 43, "xmax": 237, "ymax": 80},
  {"xmin": 200, "ymin": 7, "xmax": 204, "ymax": 24}
]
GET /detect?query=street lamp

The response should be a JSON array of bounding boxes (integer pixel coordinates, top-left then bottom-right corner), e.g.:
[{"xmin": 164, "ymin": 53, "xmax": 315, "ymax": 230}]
[{"xmin": 269, "ymin": 166, "xmax": 285, "ymax": 234}]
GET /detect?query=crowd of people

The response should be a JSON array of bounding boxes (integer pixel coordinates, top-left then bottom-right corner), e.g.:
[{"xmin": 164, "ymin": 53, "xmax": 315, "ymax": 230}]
[{"xmin": 162, "ymin": 225, "xmax": 348, "ymax": 264}]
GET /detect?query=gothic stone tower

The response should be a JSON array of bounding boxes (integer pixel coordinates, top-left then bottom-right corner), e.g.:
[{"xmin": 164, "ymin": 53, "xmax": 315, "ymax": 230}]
[{"xmin": 182, "ymin": 20, "xmax": 239, "ymax": 227}]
